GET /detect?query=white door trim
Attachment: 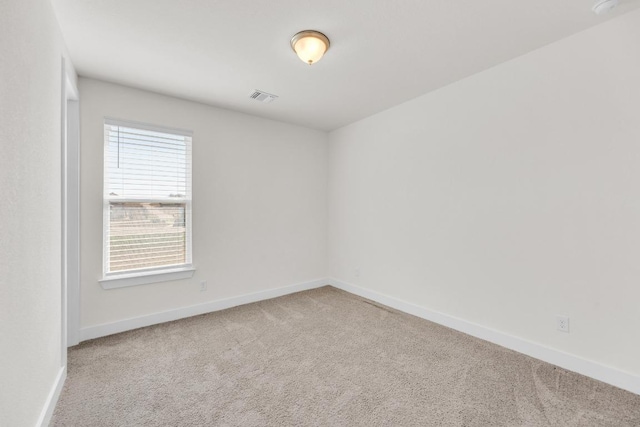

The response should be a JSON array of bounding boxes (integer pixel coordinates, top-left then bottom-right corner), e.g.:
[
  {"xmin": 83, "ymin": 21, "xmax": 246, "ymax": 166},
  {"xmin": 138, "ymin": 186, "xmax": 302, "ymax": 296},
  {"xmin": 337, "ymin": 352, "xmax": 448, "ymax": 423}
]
[{"xmin": 63, "ymin": 60, "xmax": 80, "ymax": 349}]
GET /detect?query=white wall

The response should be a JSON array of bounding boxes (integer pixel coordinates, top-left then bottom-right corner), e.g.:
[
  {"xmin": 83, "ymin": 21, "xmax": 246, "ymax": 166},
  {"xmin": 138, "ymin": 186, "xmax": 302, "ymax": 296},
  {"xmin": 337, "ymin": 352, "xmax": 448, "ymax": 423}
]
[
  {"xmin": 0, "ymin": 0, "xmax": 75, "ymax": 425},
  {"xmin": 329, "ymin": 9, "xmax": 640, "ymax": 377},
  {"xmin": 79, "ymin": 78, "xmax": 328, "ymax": 329}
]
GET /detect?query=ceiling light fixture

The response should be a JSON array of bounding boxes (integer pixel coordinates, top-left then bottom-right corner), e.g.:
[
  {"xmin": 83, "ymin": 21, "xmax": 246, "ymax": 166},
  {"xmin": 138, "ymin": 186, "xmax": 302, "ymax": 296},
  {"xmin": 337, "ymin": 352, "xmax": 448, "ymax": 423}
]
[{"xmin": 290, "ymin": 30, "xmax": 330, "ymax": 65}]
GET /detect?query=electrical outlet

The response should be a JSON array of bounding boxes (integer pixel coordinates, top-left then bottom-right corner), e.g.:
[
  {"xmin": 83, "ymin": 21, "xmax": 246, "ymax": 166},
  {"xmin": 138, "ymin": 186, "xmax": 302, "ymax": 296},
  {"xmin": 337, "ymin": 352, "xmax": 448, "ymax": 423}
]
[
  {"xmin": 556, "ymin": 315, "xmax": 569, "ymax": 333},
  {"xmin": 200, "ymin": 281, "xmax": 207, "ymax": 292},
  {"xmin": 354, "ymin": 267, "xmax": 361, "ymax": 278}
]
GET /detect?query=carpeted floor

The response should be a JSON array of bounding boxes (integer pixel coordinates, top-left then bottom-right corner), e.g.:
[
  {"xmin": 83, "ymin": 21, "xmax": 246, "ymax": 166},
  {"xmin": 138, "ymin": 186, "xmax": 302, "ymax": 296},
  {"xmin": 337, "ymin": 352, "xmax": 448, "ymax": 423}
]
[{"xmin": 52, "ymin": 286, "xmax": 640, "ymax": 426}]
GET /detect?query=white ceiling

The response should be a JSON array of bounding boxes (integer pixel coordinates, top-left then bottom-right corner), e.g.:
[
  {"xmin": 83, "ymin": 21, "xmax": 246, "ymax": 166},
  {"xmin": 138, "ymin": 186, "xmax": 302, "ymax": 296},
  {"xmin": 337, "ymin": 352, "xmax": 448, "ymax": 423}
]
[{"xmin": 51, "ymin": 0, "xmax": 639, "ymax": 131}]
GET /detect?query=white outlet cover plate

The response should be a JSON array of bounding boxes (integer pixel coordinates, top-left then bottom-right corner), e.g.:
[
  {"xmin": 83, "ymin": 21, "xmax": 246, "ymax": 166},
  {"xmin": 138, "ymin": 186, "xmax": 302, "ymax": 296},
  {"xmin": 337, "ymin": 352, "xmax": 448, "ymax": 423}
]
[{"xmin": 556, "ymin": 315, "xmax": 570, "ymax": 333}]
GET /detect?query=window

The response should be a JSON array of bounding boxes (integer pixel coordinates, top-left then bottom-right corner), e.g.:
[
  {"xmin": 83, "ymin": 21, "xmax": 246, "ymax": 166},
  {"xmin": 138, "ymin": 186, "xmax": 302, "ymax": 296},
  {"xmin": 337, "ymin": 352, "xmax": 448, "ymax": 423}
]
[{"xmin": 100, "ymin": 119, "xmax": 193, "ymax": 288}]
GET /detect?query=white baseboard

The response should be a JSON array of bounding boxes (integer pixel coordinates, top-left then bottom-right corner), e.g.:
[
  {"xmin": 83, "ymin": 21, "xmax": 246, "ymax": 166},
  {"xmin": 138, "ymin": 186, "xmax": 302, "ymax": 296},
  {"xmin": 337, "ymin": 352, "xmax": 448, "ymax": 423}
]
[
  {"xmin": 328, "ymin": 278, "xmax": 640, "ymax": 396},
  {"xmin": 36, "ymin": 366, "xmax": 66, "ymax": 427},
  {"xmin": 77, "ymin": 276, "xmax": 639, "ymax": 396},
  {"xmin": 80, "ymin": 278, "xmax": 328, "ymax": 342}
]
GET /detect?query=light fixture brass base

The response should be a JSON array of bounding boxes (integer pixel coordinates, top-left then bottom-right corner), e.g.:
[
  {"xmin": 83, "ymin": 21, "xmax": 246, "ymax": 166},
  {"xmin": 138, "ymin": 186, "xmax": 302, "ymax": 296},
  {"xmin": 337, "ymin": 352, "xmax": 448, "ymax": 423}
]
[{"xmin": 290, "ymin": 30, "xmax": 330, "ymax": 52}]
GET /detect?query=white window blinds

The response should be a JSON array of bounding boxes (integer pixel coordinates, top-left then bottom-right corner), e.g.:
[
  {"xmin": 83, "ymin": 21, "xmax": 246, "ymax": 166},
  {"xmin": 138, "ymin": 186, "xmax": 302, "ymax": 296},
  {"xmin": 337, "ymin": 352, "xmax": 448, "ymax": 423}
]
[{"xmin": 103, "ymin": 119, "xmax": 192, "ymax": 274}]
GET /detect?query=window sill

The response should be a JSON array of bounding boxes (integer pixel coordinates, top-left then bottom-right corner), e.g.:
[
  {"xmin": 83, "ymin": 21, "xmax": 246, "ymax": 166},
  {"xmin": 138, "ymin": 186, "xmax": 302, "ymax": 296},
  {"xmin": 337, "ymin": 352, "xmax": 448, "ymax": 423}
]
[{"xmin": 99, "ymin": 265, "xmax": 195, "ymax": 289}]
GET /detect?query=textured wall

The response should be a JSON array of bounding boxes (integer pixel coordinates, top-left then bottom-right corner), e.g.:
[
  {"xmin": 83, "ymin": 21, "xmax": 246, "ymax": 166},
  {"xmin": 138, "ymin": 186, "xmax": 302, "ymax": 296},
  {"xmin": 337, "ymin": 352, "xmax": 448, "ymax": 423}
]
[
  {"xmin": 328, "ymin": 10, "xmax": 640, "ymax": 376},
  {"xmin": 79, "ymin": 78, "xmax": 328, "ymax": 328},
  {"xmin": 0, "ymin": 0, "xmax": 73, "ymax": 425}
]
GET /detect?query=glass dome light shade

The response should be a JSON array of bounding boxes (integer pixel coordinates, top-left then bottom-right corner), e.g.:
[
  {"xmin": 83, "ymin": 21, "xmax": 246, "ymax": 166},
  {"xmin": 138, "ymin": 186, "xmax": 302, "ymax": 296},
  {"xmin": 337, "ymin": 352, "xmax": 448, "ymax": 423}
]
[{"xmin": 290, "ymin": 31, "xmax": 330, "ymax": 65}]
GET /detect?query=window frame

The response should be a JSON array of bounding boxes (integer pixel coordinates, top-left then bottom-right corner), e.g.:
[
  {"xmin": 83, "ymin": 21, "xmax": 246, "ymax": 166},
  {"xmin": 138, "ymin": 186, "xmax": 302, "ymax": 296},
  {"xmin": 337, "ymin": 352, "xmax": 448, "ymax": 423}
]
[{"xmin": 99, "ymin": 118, "xmax": 194, "ymax": 289}]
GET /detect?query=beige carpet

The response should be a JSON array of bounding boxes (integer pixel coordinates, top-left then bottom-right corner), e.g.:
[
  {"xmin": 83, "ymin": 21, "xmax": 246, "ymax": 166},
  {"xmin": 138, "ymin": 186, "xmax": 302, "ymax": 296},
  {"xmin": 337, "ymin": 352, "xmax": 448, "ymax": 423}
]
[{"xmin": 52, "ymin": 286, "xmax": 640, "ymax": 426}]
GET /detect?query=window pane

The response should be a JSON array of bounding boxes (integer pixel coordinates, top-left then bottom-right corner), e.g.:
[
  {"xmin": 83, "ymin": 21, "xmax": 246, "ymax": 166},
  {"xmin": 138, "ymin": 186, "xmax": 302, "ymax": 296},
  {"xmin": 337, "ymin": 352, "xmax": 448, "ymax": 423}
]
[
  {"xmin": 105, "ymin": 125, "xmax": 190, "ymax": 200},
  {"xmin": 109, "ymin": 202, "xmax": 186, "ymax": 272},
  {"xmin": 104, "ymin": 120, "xmax": 192, "ymax": 275}
]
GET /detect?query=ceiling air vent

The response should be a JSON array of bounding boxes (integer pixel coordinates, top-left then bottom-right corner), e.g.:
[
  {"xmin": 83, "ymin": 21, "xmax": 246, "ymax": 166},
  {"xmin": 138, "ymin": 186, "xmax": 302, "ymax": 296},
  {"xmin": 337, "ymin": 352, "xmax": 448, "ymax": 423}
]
[
  {"xmin": 592, "ymin": 0, "xmax": 618, "ymax": 14},
  {"xmin": 249, "ymin": 90, "xmax": 278, "ymax": 103}
]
